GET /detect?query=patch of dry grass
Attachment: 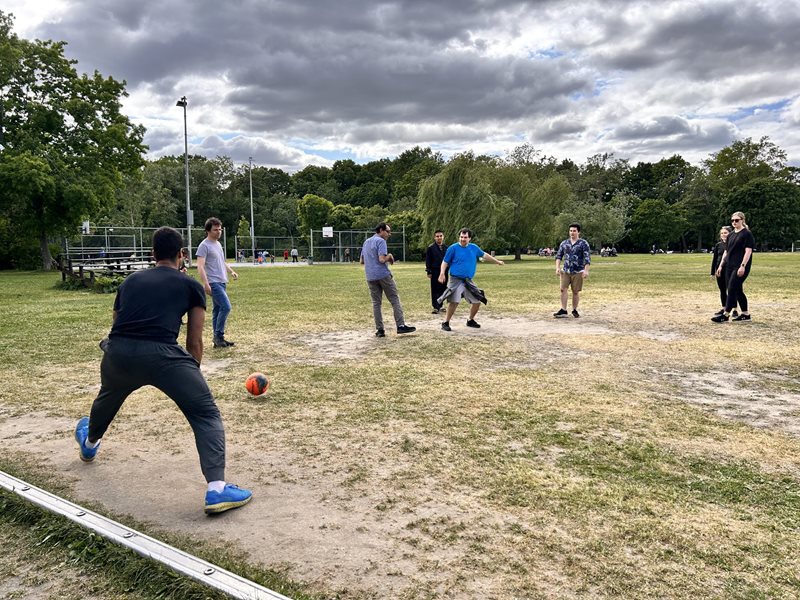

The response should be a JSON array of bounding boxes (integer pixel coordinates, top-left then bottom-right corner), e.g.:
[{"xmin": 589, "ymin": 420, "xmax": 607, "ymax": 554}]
[{"xmin": 1, "ymin": 253, "xmax": 800, "ymax": 598}]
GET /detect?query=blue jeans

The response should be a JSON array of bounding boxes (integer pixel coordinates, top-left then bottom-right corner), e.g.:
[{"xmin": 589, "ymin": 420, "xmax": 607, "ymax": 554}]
[{"xmin": 209, "ymin": 282, "xmax": 232, "ymax": 339}]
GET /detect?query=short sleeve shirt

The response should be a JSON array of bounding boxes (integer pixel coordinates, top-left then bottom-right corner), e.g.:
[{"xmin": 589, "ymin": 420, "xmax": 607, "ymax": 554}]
[
  {"xmin": 110, "ymin": 266, "xmax": 206, "ymax": 344},
  {"xmin": 725, "ymin": 229, "xmax": 755, "ymax": 270},
  {"xmin": 556, "ymin": 238, "xmax": 591, "ymax": 273},
  {"xmin": 444, "ymin": 243, "xmax": 484, "ymax": 279},
  {"xmin": 196, "ymin": 238, "xmax": 228, "ymax": 283},
  {"xmin": 362, "ymin": 234, "xmax": 392, "ymax": 281}
]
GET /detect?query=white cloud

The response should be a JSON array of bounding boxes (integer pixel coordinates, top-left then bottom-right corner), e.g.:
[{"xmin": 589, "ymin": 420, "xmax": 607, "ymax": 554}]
[{"xmin": 6, "ymin": 0, "xmax": 800, "ymax": 168}]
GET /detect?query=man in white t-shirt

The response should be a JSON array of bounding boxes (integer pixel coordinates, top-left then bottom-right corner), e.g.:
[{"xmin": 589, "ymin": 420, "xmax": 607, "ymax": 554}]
[{"xmin": 196, "ymin": 217, "xmax": 238, "ymax": 348}]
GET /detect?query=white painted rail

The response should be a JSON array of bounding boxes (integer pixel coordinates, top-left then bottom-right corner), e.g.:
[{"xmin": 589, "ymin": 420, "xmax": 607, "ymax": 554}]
[{"xmin": 0, "ymin": 470, "xmax": 293, "ymax": 600}]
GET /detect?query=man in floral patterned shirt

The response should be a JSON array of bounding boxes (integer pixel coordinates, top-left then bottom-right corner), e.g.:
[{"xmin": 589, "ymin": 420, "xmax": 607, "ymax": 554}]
[{"xmin": 554, "ymin": 223, "xmax": 591, "ymax": 318}]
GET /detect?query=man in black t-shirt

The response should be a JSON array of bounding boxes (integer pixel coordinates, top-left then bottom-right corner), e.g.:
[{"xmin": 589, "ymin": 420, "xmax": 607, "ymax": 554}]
[{"xmin": 73, "ymin": 227, "xmax": 252, "ymax": 514}]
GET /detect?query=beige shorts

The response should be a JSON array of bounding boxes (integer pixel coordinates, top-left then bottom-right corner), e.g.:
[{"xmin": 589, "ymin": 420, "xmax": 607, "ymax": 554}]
[{"xmin": 560, "ymin": 272, "xmax": 584, "ymax": 292}]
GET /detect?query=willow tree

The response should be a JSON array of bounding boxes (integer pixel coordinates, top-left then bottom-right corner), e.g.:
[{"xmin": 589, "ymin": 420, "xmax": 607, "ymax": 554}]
[
  {"xmin": 493, "ymin": 165, "xmax": 571, "ymax": 259},
  {"xmin": 0, "ymin": 11, "xmax": 146, "ymax": 269},
  {"xmin": 417, "ymin": 153, "xmax": 506, "ymax": 246}
]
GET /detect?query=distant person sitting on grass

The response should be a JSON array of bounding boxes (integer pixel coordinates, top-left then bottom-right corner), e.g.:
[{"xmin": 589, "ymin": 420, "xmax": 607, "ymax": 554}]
[
  {"xmin": 73, "ymin": 226, "xmax": 252, "ymax": 515},
  {"xmin": 438, "ymin": 228, "xmax": 504, "ymax": 331}
]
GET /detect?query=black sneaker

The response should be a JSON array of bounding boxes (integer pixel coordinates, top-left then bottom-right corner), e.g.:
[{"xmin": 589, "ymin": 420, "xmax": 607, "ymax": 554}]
[
  {"xmin": 572, "ymin": 309, "xmax": 580, "ymax": 318},
  {"xmin": 714, "ymin": 309, "xmax": 725, "ymax": 316},
  {"xmin": 397, "ymin": 325, "xmax": 416, "ymax": 334},
  {"xmin": 554, "ymin": 308, "xmax": 568, "ymax": 318},
  {"xmin": 711, "ymin": 313, "xmax": 729, "ymax": 323},
  {"xmin": 732, "ymin": 314, "xmax": 751, "ymax": 321},
  {"xmin": 732, "ymin": 310, "xmax": 739, "ymax": 318},
  {"xmin": 213, "ymin": 338, "xmax": 228, "ymax": 348},
  {"xmin": 431, "ymin": 308, "xmax": 440, "ymax": 314},
  {"xmin": 441, "ymin": 321, "xmax": 451, "ymax": 332},
  {"xmin": 222, "ymin": 338, "xmax": 235, "ymax": 347},
  {"xmin": 466, "ymin": 319, "xmax": 481, "ymax": 328},
  {"xmin": 375, "ymin": 329, "xmax": 385, "ymax": 337}
]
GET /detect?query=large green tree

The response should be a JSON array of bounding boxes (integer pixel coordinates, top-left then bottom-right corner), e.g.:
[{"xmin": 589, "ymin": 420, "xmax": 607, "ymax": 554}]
[
  {"xmin": 628, "ymin": 199, "xmax": 686, "ymax": 251},
  {"xmin": 704, "ymin": 137, "xmax": 789, "ymax": 197},
  {"xmin": 0, "ymin": 12, "xmax": 146, "ymax": 268},
  {"xmin": 418, "ymin": 153, "xmax": 505, "ymax": 246},
  {"xmin": 296, "ymin": 194, "xmax": 334, "ymax": 238},
  {"xmin": 726, "ymin": 178, "xmax": 800, "ymax": 249}
]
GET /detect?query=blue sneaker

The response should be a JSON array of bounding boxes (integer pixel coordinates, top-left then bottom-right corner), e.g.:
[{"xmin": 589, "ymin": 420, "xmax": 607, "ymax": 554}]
[
  {"xmin": 204, "ymin": 484, "xmax": 252, "ymax": 514},
  {"xmin": 74, "ymin": 417, "xmax": 99, "ymax": 462}
]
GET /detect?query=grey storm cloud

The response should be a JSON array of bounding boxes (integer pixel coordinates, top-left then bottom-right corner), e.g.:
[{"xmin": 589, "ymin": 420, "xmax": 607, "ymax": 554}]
[
  {"xmin": 19, "ymin": 0, "xmax": 800, "ymax": 166},
  {"xmin": 584, "ymin": 1, "xmax": 800, "ymax": 79}
]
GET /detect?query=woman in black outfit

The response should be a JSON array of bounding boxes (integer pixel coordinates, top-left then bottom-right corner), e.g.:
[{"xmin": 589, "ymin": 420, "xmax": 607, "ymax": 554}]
[
  {"xmin": 710, "ymin": 227, "xmax": 738, "ymax": 317},
  {"xmin": 712, "ymin": 211, "xmax": 754, "ymax": 322}
]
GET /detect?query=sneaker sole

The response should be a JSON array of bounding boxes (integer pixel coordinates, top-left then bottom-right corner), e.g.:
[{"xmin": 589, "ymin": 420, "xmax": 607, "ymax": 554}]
[
  {"xmin": 554, "ymin": 315, "xmax": 569, "ymax": 319},
  {"xmin": 204, "ymin": 495, "xmax": 252, "ymax": 514}
]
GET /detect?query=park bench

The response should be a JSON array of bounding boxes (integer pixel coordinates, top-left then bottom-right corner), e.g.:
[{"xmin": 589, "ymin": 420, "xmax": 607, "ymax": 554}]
[{"xmin": 59, "ymin": 250, "xmax": 155, "ymax": 288}]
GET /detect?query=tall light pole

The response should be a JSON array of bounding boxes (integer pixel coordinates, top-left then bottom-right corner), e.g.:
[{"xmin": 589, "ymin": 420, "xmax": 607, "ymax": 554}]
[
  {"xmin": 176, "ymin": 96, "xmax": 193, "ymax": 264},
  {"xmin": 249, "ymin": 157, "xmax": 256, "ymax": 263}
]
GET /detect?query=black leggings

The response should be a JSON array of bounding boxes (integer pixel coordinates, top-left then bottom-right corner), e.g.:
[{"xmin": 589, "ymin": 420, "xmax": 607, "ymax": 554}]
[
  {"xmin": 725, "ymin": 268, "xmax": 749, "ymax": 313},
  {"xmin": 715, "ymin": 274, "xmax": 727, "ymax": 307}
]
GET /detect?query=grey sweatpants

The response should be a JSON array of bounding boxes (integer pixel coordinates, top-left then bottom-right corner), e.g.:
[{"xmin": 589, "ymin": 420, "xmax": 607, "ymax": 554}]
[
  {"xmin": 367, "ymin": 275, "xmax": 405, "ymax": 331},
  {"xmin": 88, "ymin": 337, "xmax": 225, "ymax": 482}
]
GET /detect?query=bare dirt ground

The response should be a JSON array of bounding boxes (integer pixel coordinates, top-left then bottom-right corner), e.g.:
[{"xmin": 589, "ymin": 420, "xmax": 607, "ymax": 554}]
[{"xmin": 1, "ymin": 313, "xmax": 798, "ymax": 598}]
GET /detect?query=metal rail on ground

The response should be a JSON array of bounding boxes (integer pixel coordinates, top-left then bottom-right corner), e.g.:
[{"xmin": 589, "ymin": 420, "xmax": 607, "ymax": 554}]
[{"xmin": 0, "ymin": 470, "xmax": 292, "ymax": 600}]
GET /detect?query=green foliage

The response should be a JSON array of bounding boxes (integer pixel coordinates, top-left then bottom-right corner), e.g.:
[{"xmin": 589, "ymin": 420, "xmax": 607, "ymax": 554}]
[
  {"xmin": 351, "ymin": 204, "xmax": 386, "ymax": 230},
  {"xmin": 384, "ymin": 209, "xmax": 424, "ymax": 258},
  {"xmin": 726, "ymin": 178, "xmax": 800, "ymax": 248},
  {"xmin": 553, "ymin": 193, "xmax": 629, "ymax": 248},
  {"xmin": 296, "ymin": 194, "xmax": 334, "ymax": 238},
  {"xmin": 91, "ymin": 274, "xmax": 124, "ymax": 293},
  {"xmin": 629, "ymin": 198, "xmax": 687, "ymax": 250},
  {"xmin": 418, "ymin": 153, "xmax": 503, "ymax": 244},
  {"xmin": 704, "ymin": 137, "xmax": 788, "ymax": 197},
  {"xmin": 237, "ymin": 215, "xmax": 252, "ymax": 250},
  {"xmin": 0, "ymin": 12, "xmax": 146, "ymax": 269},
  {"xmin": 328, "ymin": 203, "xmax": 358, "ymax": 230},
  {"xmin": 56, "ymin": 277, "xmax": 87, "ymax": 291}
]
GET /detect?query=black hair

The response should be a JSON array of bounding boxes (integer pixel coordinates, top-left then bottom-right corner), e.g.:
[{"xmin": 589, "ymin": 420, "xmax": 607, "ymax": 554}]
[
  {"xmin": 375, "ymin": 222, "xmax": 389, "ymax": 233},
  {"xmin": 569, "ymin": 223, "xmax": 581, "ymax": 232},
  {"xmin": 204, "ymin": 217, "xmax": 222, "ymax": 232},
  {"xmin": 434, "ymin": 229, "xmax": 444, "ymax": 235},
  {"xmin": 153, "ymin": 227, "xmax": 185, "ymax": 261},
  {"xmin": 459, "ymin": 228, "xmax": 473, "ymax": 239}
]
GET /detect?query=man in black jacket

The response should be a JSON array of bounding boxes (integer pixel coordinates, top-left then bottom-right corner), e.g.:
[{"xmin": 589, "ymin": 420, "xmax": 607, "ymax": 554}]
[{"xmin": 425, "ymin": 230, "xmax": 448, "ymax": 313}]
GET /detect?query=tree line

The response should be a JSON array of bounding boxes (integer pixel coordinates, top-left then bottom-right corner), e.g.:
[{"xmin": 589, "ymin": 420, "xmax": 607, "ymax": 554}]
[{"xmin": 1, "ymin": 10, "xmax": 799, "ymax": 269}]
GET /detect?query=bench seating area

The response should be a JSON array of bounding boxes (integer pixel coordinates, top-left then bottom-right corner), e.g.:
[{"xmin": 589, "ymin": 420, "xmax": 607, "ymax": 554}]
[{"xmin": 59, "ymin": 251, "xmax": 155, "ymax": 287}]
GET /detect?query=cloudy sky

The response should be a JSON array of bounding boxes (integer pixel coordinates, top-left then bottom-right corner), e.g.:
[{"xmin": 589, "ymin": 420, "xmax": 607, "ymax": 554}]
[{"xmin": 6, "ymin": 0, "xmax": 800, "ymax": 171}]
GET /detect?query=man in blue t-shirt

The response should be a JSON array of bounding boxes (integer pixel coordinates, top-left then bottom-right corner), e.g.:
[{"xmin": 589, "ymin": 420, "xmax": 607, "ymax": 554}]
[
  {"xmin": 554, "ymin": 222, "xmax": 591, "ymax": 318},
  {"xmin": 437, "ymin": 228, "xmax": 504, "ymax": 331},
  {"xmin": 360, "ymin": 222, "xmax": 416, "ymax": 337}
]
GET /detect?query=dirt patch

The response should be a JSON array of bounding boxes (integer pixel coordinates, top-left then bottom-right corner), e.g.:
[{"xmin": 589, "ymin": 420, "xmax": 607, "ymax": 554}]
[
  {"xmin": 663, "ymin": 369, "xmax": 800, "ymax": 436},
  {"xmin": 0, "ymin": 410, "xmax": 515, "ymax": 597},
  {"xmin": 201, "ymin": 357, "xmax": 235, "ymax": 377},
  {"xmin": 284, "ymin": 315, "xmax": 683, "ymax": 366}
]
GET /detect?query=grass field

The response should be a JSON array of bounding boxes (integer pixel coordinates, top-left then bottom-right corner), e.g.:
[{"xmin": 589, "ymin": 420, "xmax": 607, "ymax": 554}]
[{"xmin": 1, "ymin": 253, "xmax": 800, "ymax": 599}]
